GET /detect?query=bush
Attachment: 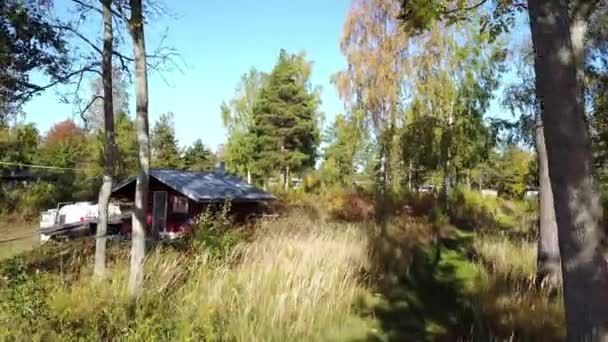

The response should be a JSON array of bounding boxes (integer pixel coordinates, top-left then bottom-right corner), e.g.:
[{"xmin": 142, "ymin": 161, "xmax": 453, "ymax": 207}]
[
  {"xmin": 190, "ymin": 202, "xmax": 244, "ymax": 258},
  {"xmin": 408, "ymin": 192, "xmax": 439, "ymax": 217},
  {"xmin": 447, "ymin": 187, "xmax": 499, "ymax": 230},
  {"xmin": 302, "ymin": 172, "xmax": 322, "ymax": 193},
  {"xmin": 447, "ymin": 187, "xmax": 535, "ymax": 236},
  {"xmin": 322, "ymin": 186, "xmax": 375, "ymax": 222}
]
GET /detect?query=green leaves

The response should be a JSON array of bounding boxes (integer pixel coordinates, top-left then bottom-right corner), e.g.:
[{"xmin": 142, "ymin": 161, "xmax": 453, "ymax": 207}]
[
  {"xmin": 1, "ymin": 0, "xmax": 70, "ymax": 121},
  {"xmin": 182, "ymin": 139, "xmax": 216, "ymax": 172},
  {"xmin": 401, "ymin": 25, "xmax": 500, "ymax": 182},
  {"xmin": 321, "ymin": 114, "xmax": 365, "ymax": 185},
  {"xmin": 399, "ymin": 0, "xmax": 523, "ymax": 42},
  {"xmin": 151, "ymin": 112, "xmax": 181, "ymax": 169},
  {"xmin": 249, "ymin": 50, "xmax": 322, "ymax": 177}
]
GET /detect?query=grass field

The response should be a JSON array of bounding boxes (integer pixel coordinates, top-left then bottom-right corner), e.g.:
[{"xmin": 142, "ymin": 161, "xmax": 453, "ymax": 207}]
[
  {"xmin": 0, "ymin": 219, "xmax": 39, "ymax": 260},
  {"xmin": 0, "ymin": 190, "xmax": 565, "ymax": 340}
]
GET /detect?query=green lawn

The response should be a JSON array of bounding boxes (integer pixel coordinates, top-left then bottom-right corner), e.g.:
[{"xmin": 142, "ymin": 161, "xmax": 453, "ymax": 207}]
[{"xmin": 0, "ymin": 220, "xmax": 39, "ymax": 260}]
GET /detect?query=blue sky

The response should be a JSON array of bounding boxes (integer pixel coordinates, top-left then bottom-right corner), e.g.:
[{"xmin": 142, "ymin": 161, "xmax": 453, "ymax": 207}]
[
  {"xmin": 23, "ymin": 0, "xmax": 351, "ymax": 151},
  {"xmin": 23, "ymin": 1, "xmax": 531, "ymax": 152}
]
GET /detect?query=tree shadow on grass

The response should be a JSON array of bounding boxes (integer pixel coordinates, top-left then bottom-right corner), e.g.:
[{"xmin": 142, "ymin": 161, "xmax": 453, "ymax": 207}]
[
  {"xmin": 356, "ymin": 217, "xmax": 565, "ymax": 342},
  {"xmin": 357, "ymin": 218, "xmax": 478, "ymax": 341}
]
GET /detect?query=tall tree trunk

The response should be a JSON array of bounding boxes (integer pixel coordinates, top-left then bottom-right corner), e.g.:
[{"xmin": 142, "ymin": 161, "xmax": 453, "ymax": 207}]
[
  {"xmin": 375, "ymin": 137, "xmax": 391, "ymax": 225},
  {"xmin": 284, "ymin": 166, "xmax": 290, "ymax": 190},
  {"xmin": 535, "ymin": 114, "xmax": 561, "ymax": 287},
  {"xmin": 570, "ymin": 0, "xmax": 591, "ymax": 101},
  {"xmin": 384, "ymin": 131, "xmax": 393, "ymax": 190},
  {"xmin": 528, "ymin": 1, "xmax": 608, "ymax": 339},
  {"xmin": 442, "ymin": 158, "xmax": 451, "ymax": 205},
  {"xmin": 408, "ymin": 160, "xmax": 413, "ymax": 192},
  {"xmin": 443, "ymin": 111, "xmax": 454, "ymax": 207},
  {"xmin": 246, "ymin": 168, "xmax": 252, "ymax": 184},
  {"xmin": 128, "ymin": 0, "xmax": 149, "ymax": 299},
  {"xmin": 94, "ymin": 0, "xmax": 115, "ymax": 279}
]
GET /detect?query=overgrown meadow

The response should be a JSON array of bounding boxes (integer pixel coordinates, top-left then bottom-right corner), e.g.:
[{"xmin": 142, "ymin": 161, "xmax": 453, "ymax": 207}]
[{"xmin": 0, "ymin": 187, "xmax": 564, "ymax": 341}]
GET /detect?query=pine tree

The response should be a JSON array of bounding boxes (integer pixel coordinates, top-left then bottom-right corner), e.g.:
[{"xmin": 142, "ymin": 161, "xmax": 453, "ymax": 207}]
[
  {"xmin": 182, "ymin": 139, "xmax": 215, "ymax": 171},
  {"xmin": 151, "ymin": 112, "xmax": 181, "ymax": 169},
  {"xmin": 251, "ymin": 50, "xmax": 321, "ymax": 187},
  {"xmin": 115, "ymin": 112, "xmax": 139, "ymax": 178}
]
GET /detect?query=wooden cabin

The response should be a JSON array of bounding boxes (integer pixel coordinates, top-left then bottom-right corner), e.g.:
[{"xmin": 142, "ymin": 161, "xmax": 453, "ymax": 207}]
[{"xmin": 111, "ymin": 168, "xmax": 275, "ymax": 237}]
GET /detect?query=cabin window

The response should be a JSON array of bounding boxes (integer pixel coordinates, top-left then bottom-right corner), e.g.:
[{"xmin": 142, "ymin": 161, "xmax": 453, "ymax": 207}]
[{"xmin": 173, "ymin": 196, "xmax": 189, "ymax": 214}]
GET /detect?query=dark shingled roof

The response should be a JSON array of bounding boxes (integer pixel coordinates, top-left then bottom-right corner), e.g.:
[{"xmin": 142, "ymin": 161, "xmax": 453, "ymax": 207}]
[{"xmin": 113, "ymin": 169, "xmax": 275, "ymax": 203}]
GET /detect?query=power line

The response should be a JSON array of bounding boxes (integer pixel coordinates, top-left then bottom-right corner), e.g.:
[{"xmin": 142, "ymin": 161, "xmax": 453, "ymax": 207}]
[{"xmin": 0, "ymin": 161, "xmax": 84, "ymax": 171}]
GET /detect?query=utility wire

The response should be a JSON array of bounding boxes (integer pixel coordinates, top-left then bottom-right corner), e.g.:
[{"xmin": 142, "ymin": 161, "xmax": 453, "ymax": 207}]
[{"xmin": 0, "ymin": 161, "xmax": 84, "ymax": 171}]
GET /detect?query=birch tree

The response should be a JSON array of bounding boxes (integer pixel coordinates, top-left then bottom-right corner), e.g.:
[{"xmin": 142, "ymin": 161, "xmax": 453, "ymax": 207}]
[
  {"xmin": 402, "ymin": 23, "xmax": 499, "ymax": 203},
  {"xmin": 333, "ymin": 0, "xmax": 408, "ymax": 197},
  {"xmin": 94, "ymin": 0, "xmax": 116, "ymax": 279},
  {"xmin": 221, "ymin": 67, "xmax": 267, "ymax": 183},
  {"xmin": 127, "ymin": 0, "xmax": 150, "ymax": 299}
]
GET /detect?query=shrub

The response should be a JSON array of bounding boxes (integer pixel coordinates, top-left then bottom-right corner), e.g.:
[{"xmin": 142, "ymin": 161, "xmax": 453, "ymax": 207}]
[
  {"xmin": 447, "ymin": 187, "xmax": 535, "ymax": 236},
  {"xmin": 302, "ymin": 172, "xmax": 322, "ymax": 193},
  {"xmin": 190, "ymin": 202, "xmax": 244, "ymax": 258},
  {"xmin": 409, "ymin": 192, "xmax": 439, "ymax": 217},
  {"xmin": 323, "ymin": 186, "xmax": 375, "ymax": 222},
  {"xmin": 448, "ymin": 187, "xmax": 499, "ymax": 230}
]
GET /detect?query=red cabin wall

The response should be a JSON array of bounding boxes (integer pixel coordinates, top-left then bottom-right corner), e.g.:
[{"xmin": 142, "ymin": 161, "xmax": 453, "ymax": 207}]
[{"xmin": 115, "ymin": 176, "xmax": 266, "ymax": 235}]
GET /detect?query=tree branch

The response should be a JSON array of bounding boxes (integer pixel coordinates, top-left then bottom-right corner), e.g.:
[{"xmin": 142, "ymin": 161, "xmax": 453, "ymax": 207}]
[
  {"xmin": 69, "ymin": 0, "xmax": 124, "ymax": 20},
  {"xmin": 14, "ymin": 64, "xmax": 101, "ymax": 107},
  {"xmin": 78, "ymin": 95, "xmax": 104, "ymax": 126},
  {"xmin": 437, "ymin": 0, "xmax": 489, "ymax": 16},
  {"xmin": 54, "ymin": 24, "xmax": 103, "ymax": 55}
]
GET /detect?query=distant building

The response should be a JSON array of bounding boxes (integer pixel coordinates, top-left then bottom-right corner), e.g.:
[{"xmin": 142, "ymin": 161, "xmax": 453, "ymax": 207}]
[
  {"xmin": 524, "ymin": 189, "xmax": 539, "ymax": 199},
  {"xmin": 112, "ymin": 168, "xmax": 275, "ymax": 237},
  {"xmin": 481, "ymin": 189, "xmax": 498, "ymax": 198},
  {"xmin": 418, "ymin": 185, "xmax": 435, "ymax": 193}
]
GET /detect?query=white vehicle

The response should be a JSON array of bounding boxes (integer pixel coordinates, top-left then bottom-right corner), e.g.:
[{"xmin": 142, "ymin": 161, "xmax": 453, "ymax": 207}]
[
  {"xmin": 39, "ymin": 202, "xmax": 121, "ymax": 229},
  {"xmin": 481, "ymin": 189, "xmax": 498, "ymax": 198},
  {"xmin": 418, "ymin": 185, "xmax": 435, "ymax": 193},
  {"xmin": 40, "ymin": 209, "xmax": 60, "ymax": 229}
]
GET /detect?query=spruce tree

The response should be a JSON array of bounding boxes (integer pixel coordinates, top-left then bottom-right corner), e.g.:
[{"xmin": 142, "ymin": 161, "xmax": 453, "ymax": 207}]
[
  {"xmin": 251, "ymin": 50, "xmax": 321, "ymax": 186},
  {"xmin": 182, "ymin": 139, "xmax": 216, "ymax": 171},
  {"xmin": 151, "ymin": 112, "xmax": 181, "ymax": 169}
]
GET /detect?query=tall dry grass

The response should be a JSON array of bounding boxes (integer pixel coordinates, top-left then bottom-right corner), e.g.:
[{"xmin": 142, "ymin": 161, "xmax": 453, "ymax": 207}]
[
  {"xmin": 472, "ymin": 234, "xmax": 565, "ymax": 340},
  {"xmin": 1, "ymin": 193, "xmax": 567, "ymax": 341},
  {"xmin": 17, "ymin": 212, "xmax": 373, "ymax": 341},
  {"xmin": 175, "ymin": 213, "xmax": 371, "ymax": 341},
  {"xmin": 474, "ymin": 234, "xmax": 537, "ymax": 284}
]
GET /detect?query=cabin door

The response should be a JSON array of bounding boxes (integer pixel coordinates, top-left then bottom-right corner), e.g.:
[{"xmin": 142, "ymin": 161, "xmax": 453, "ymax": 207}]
[{"xmin": 152, "ymin": 191, "xmax": 168, "ymax": 233}]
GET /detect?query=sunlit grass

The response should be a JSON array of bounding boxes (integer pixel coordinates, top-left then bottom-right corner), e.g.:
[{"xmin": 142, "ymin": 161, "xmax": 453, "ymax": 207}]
[
  {"xmin": 0, "ymin": 220, "xmax": 39, "ymax": 260},
  {"xmin": 175, "ymin": 214, "xmax": 372, "ymax": 341},
  {"xmin": 474, "ymin": 234, "xmax": 537, "ymax": 283},
  {"xmin": 0, "ymin": 196, "xmax": 566, "ymax": 341}
]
